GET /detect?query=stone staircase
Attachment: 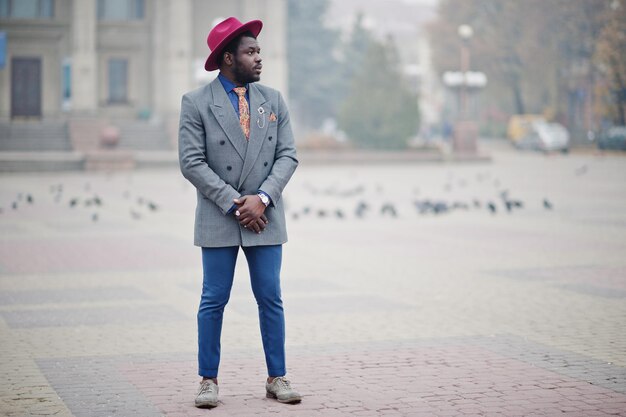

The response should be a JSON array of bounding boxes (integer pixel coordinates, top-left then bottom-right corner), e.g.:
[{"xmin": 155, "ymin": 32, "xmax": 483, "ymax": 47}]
[
  {"xmin": 115, "ymin": 120, "xmax": 173, "ymax": 151},
  {"xmin": 0, "ymin": 119, "xmax": 177, "ymax": 172},
  {"xmin": 0, "ymin": 121, "xmax": 72, "ymax": 151}
]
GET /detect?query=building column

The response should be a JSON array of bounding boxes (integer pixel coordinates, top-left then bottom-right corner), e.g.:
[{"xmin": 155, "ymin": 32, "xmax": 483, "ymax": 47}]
[
  {"xmin": 71, "ymin": 0, "xmax": 97, "ymax": 114},
  {"xmin": 153, "ymin": 0, "xmax": 192, "ymax": 116},
  {"xmin": 152, "ymin": 0, "xmax": 192, "ymax": 148},
  {"xmin": 242, "ymin": 0, "xmax": 288, "ymax": 99}
]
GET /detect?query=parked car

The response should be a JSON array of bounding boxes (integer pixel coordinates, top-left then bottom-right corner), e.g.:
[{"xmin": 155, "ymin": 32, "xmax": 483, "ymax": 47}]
[
  {"xmin": 515, "ymin": 121, "xmax": 570, "ymax": 153},
  {"xmin": 507, "ymin": 114, "xmax": 545, "ymax": 144},
  {"xmin": 597, "ymin": 126, "xmax": 626, "ymax": 151}
]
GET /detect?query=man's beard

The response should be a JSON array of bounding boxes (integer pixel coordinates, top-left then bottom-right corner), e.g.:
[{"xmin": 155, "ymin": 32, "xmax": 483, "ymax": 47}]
[{"xmin": 232, "ymin": 57, "xmax": 260, "ymax": 85}]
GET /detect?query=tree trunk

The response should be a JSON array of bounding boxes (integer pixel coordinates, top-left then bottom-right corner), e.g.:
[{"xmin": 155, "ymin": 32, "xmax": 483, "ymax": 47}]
[
  {"xmin": 512, "ymin": 80, "xmax": 526, "ymax": 115},
  {"xmin": 611, "ymin": 57, "xmax": 626, "ymax": 125}
]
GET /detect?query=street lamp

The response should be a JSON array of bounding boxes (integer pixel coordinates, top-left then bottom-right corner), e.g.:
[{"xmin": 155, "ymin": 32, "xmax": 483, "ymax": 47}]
[
  {"xmin": 458, "ymin": 24, "xmax": 473, "ymax": 119},
  {"xmin": 441, "ymin": 24, "xmax": 487, "ymax": 155}
]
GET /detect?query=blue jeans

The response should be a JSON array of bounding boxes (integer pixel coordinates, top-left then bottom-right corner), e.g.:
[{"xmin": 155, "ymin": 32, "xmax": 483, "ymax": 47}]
[{"xmin": 198, "ymin": 245, "xmax": 286, "ymax": 378}]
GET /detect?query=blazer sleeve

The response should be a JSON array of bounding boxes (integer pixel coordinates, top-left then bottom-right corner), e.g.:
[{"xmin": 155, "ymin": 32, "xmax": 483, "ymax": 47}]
[
  {"xmin": 258, "ymin": 92, "xmax": 299, "ymax": 206},
  {"xmin": 178, "ymin": 94, "xmax": 240, "ymax": 215}
]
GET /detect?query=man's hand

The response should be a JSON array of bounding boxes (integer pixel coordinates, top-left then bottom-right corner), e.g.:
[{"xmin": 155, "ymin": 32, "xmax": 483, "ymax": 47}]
[
  {"xmin": 233, "ymin": 195, "xmax": 267, "ymax": 232},
  {"xmin": 244, "ymin": 214, "xmax": 269, "ymax": 234}
]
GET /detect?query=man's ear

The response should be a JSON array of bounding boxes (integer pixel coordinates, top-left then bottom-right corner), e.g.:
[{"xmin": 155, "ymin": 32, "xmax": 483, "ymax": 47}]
[{"xmin": 223, "ymin": 52, "xmax": 233, "ymax": 66}]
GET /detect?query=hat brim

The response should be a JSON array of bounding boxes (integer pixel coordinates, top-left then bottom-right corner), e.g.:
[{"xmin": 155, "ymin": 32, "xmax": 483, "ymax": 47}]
[{"xmin": 204, "ymin": 20, "xmax": 263, "ymax": 72}]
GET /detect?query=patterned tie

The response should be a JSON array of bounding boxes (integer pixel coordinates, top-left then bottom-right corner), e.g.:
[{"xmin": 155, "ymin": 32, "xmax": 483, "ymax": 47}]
[{"xmin": 233, "ymin": 87, "xmax": 250, "ymax": 140}]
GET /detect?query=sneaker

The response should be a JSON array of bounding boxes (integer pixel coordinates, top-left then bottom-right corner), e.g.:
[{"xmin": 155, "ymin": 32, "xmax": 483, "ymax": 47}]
[
  {"xmin": 265, "ymin": 376, "xmax": 302, "ymax": 404},
  {"xmin": 195, "ymin": 379, "xmax": 218, "ymax": 408}
]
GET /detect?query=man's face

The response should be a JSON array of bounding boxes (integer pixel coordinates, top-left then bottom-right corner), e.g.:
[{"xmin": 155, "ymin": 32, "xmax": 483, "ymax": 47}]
[{"xmin": 232, "ymin": 36, "xmax": 262, "ymax": 84}]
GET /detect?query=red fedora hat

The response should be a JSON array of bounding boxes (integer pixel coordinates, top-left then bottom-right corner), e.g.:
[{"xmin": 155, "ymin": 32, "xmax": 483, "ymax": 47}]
[{"xmin": 204, "ymin": 17, "xmax": 263, "ymax": 71}]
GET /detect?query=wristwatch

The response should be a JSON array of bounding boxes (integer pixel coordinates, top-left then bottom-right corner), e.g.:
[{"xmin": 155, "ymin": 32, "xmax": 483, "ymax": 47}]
[{"xmin": 257, "ymin": 192, "xmax": 270, "ymax": 207}]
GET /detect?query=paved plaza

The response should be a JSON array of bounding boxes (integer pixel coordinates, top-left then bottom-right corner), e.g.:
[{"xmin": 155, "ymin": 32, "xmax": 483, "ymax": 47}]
[{"xmin": 0, "ymin": 142, "xmax": 625, "ymax": 416}]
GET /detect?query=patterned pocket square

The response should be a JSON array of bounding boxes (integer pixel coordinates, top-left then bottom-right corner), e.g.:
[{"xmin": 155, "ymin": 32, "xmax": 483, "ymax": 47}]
[{"xmin": 269, "ymin": 112, "xmax": 277, "ymax": 122}]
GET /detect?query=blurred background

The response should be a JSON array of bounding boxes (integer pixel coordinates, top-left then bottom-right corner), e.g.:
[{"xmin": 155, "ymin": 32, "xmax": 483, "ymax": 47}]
[{"xmin": 0, "ymin": 0, "xmax": 624, "ymax": 163}]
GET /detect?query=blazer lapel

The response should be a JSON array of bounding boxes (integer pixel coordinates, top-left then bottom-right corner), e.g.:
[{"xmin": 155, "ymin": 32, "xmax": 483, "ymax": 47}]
[
  {"xmin": 208, "ymin": 79, "xmax": 246, "ymax": 161},
  {"xmin": 238, "ymin": 83, "xmax": 270, "ymax": 188}
]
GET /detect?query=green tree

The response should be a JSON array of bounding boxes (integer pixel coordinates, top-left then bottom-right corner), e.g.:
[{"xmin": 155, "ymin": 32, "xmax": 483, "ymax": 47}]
[
  {"xmin": 428, "ymin": 0, "xmax": 608, "ymax": 126},
  {"xmin": 338, "ymin": 38, "xmax": 419, "ymax": 149},
  {"xmin": 287, "ymin": 0, "xmax": 341, "ymax": 128},
  {"xmin": 594, "ymin": 0, "xmax": 626, "ymax": 125}
]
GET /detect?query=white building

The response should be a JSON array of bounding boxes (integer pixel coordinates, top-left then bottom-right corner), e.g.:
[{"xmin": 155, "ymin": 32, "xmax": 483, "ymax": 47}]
[{"xmin": 0, "ymin": 0, "xmax": 287, "ymax": 154}]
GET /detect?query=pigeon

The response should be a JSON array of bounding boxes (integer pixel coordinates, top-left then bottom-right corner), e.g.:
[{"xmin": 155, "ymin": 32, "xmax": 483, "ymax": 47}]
[
  {"xmin": 575, "ymin": 165, "xmax": 588, "ymax": 176},
  {"xmin": 543, "ymin": 199, "xmax": 553, "ymax": 210},
  {"xmin": 381, "ymin": 203, "xmax": 398, "ymax": 218},
  {"xmin": 355, "ymin": 201, "xmax": 368, "ymax": 218},
  {"xmin": 472, "ymin": 199, "xmax": 481, "ymax": 209},
  {"xmin": 302, "ymin": 206, "xmax": 311, "ymax": 215},
  {"xmin": 317, "ymin": 209, "xmax": 327, "ymax": 218},
  {"xmin": 292, "ymin": 213, "xmax": 299, "ymax": 220},
  {"xmin": 451, "ymin": 201, "xmax": 469, "ymax": 210},
  {"xmin": 147, "ymin": 202, "xmax": 158, "ymax": 211},
  {"xmin": 137, "ymin": 197, "xmax": 144, "ymax": 206},
  {"xmin": 432, "ymin": 202, "xmax": 449, "ymax": 214},
  {"xmin": 92, "ymin": 213, "xmax": 99, "ymax": 222},
  {"xmin": 26, "ymin": 194, "xmax": 33, "ymax": 204},
  {"xmin": 93, "ymin": 196, "xmax": 102, "ymax": 206},
  {"xmin": 338, "ymin": 185, "xmax": 365, "ymax": 198},
  {"xmin": 414, "ymin": 200, "xmax": 435, "ymax": 214},
  {"xmin": 11, "ymin": 202, "xmax": 17, "ymax": 210},
  {"xmin": 69, "ymin": 198, "xmax": 79, "ymax": 208},
  {"xmin": 335, "ymin": 209, "xmax": 345, "ymax": 219},
  {"xmin": 487, "ymin": 202, "xmax": 497, "ymax": 214},
  {"xmin": 130, "ymin": 210, "xmax": 142, "ymax": 220},
  {"xmin": 356, "ymin": 201, "xmax": 369, "ymax": 210}
]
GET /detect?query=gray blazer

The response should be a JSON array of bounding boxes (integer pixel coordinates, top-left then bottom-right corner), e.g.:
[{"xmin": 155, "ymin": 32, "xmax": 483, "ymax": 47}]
[{"xmin": 178, "ymin": 78, "xmax": 298, "ymax": 247}]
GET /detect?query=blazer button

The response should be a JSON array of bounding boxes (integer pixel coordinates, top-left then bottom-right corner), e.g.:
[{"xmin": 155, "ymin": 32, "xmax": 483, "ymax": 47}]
[
  {"xmin": 264, "ymin": 161, "xmax": 268, "ymax": 167},
  {"xmin": 227, "ymin": 166, "xmax": 232, "ymax": 171},
  {"xmin": 220, "ymin": 140, "xmax": 225, "ymax": 145},
  {"xmin": 268, "ymin": 136, "xmax": 273, "ymax": 141}
]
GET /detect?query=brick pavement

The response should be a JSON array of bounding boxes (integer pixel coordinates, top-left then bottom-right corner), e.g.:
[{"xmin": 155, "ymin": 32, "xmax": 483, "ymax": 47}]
[{"xmin": 1, "ymin": 143, "xmax": 625, "ymax": 416}]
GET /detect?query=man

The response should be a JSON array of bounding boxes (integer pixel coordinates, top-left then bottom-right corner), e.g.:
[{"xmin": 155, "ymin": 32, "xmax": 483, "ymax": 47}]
[{"xmin": 178, "ymin": 17, "xmax": 301, "ymax": 408}]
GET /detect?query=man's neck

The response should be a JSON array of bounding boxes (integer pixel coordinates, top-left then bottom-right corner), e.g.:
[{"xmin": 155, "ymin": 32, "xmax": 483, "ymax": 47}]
[{"xmin": 219, "ymin": 71, "xmax": 245, "ymax": 87}]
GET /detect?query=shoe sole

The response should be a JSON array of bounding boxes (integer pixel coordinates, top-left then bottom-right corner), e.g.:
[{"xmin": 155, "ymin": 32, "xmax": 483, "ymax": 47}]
[
  {"xmin": 195, "ymin": 400, "xmax": 218, "ymax": 408},
  {"xmin": 266, "ymin": 392, "xmax": 302, "ymax": 404}
]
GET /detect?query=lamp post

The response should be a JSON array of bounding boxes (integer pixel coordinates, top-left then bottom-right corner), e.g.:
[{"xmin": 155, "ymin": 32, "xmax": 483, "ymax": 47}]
[
  {"xmin": 441, "ymin": 24, "xmax": 487, "ymax": 155},
  {"xmin": 458, "ymin": 24, "xmax": 473, "ymax": 120}
]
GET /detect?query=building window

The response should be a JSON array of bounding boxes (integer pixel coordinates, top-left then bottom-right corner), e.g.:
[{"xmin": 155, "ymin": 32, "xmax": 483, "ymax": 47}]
[
  {"xmin": 0, "ymin": 0, "xmax": 54, "ymax": 18},
  {"xmin": 97, "ymin": 0, "xmax": 144, "ymax": 21},
  {"xmin": 108, "ymin": 58, "xmax": 128, "ymax": 104},
  {"xmin": 61, "ymin": 58, "xmax": 71, "ymax": 111}
]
